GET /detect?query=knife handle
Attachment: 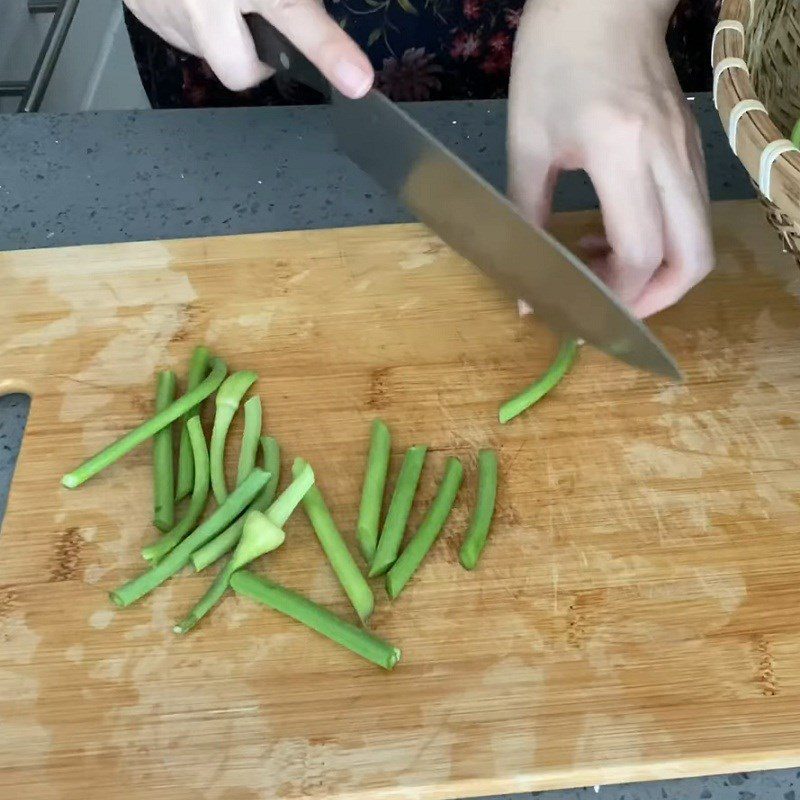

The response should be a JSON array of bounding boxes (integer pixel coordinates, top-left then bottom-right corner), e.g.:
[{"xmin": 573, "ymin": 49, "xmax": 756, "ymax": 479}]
[{"xmin": 244, "ymin": 14, "xmax": 329, "ymax": 97}]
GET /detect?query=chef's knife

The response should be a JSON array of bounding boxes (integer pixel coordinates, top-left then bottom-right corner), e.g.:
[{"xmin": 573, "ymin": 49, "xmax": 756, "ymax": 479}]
[{"xmin": 245, "ymin": 15, "xmax": 680, "ymax": 381}]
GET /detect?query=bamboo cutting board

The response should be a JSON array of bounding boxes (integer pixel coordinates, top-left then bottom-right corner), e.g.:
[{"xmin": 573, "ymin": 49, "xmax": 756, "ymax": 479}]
[{"xmin": 2, "ymin": 201, "xmax": 800, "ymax": 800}]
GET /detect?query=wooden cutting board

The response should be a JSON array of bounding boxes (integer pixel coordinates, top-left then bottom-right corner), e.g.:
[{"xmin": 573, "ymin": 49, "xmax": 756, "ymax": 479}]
[{"xmin": 2, "ymin": 200, "xmax": 800, "ymax": 800}]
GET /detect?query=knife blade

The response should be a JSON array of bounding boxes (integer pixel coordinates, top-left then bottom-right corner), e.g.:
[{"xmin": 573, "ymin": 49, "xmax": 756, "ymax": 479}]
[{"xmin": 245, "ymin": 14, "xmax": 681, "ymax": 381}]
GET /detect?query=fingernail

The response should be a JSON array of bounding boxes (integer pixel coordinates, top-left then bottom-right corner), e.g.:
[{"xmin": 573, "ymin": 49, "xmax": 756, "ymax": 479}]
[
  {"xmin": 334, "ymin": 60, "xmax": 373, "ymax": 98},
  {"xmin": 517, "ymin": 299, "xmax": 534, "ymax": 317}
]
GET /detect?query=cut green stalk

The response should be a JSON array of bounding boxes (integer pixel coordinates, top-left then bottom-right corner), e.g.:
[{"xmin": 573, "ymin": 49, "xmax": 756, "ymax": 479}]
[
  {"xmin": 499, "ymin": 339, "xmax": 579, "ymax": 424},
  {"xmin": 385, "ymin": 457, "xmax": 463, "ymax": 599},
  {"xmin": 293, "ymin": 458, "xmax": 373, "ymax": 623},
  {"xmin": 230, "ymin": 570, "xmax": 401, "ymax": 670},
  {"xmin": 110, "ymin": 468, "xmax": 269, "ymax": 607},
  {"xmin": 792, "ymin": 117, "xmax": 800, "ymax": 148},
  {"xmin": 210, "ymin": 370, "xmax": 258, "ymax": 505},
  {"xmin": 264, "ymin": 458, "xmax": 313, "ymax": 527},
  {"xmin": 459, "ymin": 449, "xmax": 498, "ymax": 570},
  {"xmin": 236, "ymin": 396, "xmax": 263, "ymax": 487},
  {"xmin": 229, "ymin": 510, "xmax": 286, "ymax": 571},
  {"xmin": 173, "ymin": 510, "xmax": 285, "ymax": 634},
  {"xmin": 175, "ymin": 346, "xmax": 211, "ymax": 501},
  {"xmin": 258, "ymin": 435, "xmax": 281, "ymax": 509},
  {"xmin": 369, "ymin": 445, "xmax": 427, "ymax": 577},
  {"xmin": 152, "ymin": 371, "xmax": 177, "ymax": 531},
  {"xmin": 191, "ymin": 457, "xmax": 312, "ymax": 572},
  {"xmin": 357, "ymin": 419, "xmax": 391, "ymax": 563},
  {"xmin": 62, "ymin": 357, "xmax": 227, "ymax": 489},
  {"xmin": 141, "ymin": 416, "xmax": 210, "ymax": 563}
]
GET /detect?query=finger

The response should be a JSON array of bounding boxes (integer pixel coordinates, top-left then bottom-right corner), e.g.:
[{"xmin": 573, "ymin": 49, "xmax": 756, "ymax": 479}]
[
  {"xmin": 244, "ymin": 0, "xmax": 372, "ymax": 98},
  {"xmin": 633, "ymin": 159, "xmax": 714, "ymax": 318},
  {"xmin": 633, "ymin": 218, "xmax": 714, "ymax": 318},
  {"xmin": 578, "ymin": 234, "xmax": 611, "ymax": 257},
  {"xmin": 507, "ymin": 143, "xmax": 558, "ymax": 228},
  {"xmin": 631, "ymin": 263, "xmax": 684, "ymax": 318},
  {"xmin": 189, "ymin": 2, "xmax": 273, "ymax": 91},
  {"xmin": 586, "ymin": 152, "xmax": 665, "ymax": 305}
]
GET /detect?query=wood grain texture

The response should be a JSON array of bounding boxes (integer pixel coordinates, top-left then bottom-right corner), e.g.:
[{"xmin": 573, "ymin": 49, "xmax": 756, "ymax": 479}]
[{"xmin": 2, "ymin": 201, "xmax": 800, "ymax": 800}]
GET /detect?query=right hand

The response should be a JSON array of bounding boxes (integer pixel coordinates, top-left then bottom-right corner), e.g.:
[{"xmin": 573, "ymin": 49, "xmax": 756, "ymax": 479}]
[{"xmin": 124, "ymin": 0, "xmax": 374, "ymax": 97}]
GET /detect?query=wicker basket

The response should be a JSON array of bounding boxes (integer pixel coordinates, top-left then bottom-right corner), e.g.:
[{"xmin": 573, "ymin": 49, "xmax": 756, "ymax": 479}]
[{"xmin": 712, "ymin": 0, "xmax": 800, "ymax": 262}]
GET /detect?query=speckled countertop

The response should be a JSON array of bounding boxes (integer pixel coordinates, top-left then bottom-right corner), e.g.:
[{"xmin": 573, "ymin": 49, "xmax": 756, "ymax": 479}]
[
  {"xmin": 0, "ymin": 96, "xmax": 752, "ymax": 252},
  {"xmin": 2, "ymin": 94, "xmax": 788, "ymax": 800}
]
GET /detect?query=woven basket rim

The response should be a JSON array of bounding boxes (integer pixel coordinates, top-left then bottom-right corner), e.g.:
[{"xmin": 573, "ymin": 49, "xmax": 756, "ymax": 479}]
[{"xmin": 714, "ymin": 0, "xmax": 800, "ymax": 222}]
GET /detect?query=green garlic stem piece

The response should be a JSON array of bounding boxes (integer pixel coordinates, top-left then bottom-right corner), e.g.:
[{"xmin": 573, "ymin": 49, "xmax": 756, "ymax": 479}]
[
  {"xmin": 109, "ymin": 468, "xmax": 269, "ymax": 607},
  {"xmin": 61, "ymin": 358, "xmax": 227, "ymax": 488},
  {"xmin": 210, "ymin": 370, "xmax": 258, "ymax": 504},
  {"xmin": 458, "ymin": 449, "xmax": 498, "ymax": 570},
  {"xmin": 190, "ymin": 457, "xmax": 312, "ymax": 572},
  {"xmin": 357, "ymin": 419, "xmax": 391, "ymax": 563},
  {"xmin": 230, "ymin": 510, "xmax": 285, "ymax": 571},
  {"xmin": 142, "ymin": 416, "xmax": 210, "ymax": 563},
  {"xmin": 294, "ymin": 458, "xmax": 373, "ymax": 623},
  {"xmin": 499, "ymin": 339, "xmax": 579, "ymax": 424},
  {"xmin": 370, "ymin": 445, "xmax": 427, "ymax": 577},
  {"xmin": 266, "ymin": 458, "xmax": 313, "ymax": 527},
  {"xmin": 173, "ymin": 510, "xmax": 285, "ymax": 634},
  {"xmin": 230, "ymin": 570, "xmax": 401, "ymax": 670},
  {"xmin": 174, "ymin": 564, "xmax": 234, "ymax": 636},
  {"xmin": 385, "ymin": 457, "xmax": 463, "ymax": 599},
  {"xmin": 258, "ymin": 436, "xmax": 281, "ymax": 509},
  {"xmin": 236, "ymin": 396, "xmax": 263, "ymax": 487},
  {"xmin": 153, "ymin": 370, "xmax": 177, "ymax": 532},
  {"xmin": 175, "ymin": 346, "xmax": 211, "ymax": 501},
  {"xmin": 792, "ymin": 117, "xmax": 800, "ymax": 148}
]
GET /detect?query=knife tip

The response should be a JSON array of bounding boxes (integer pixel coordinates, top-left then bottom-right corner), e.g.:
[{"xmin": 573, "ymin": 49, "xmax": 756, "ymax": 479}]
[{"xmin": 634, "ymin": 350, "xmax": 683, "ymax": 383}]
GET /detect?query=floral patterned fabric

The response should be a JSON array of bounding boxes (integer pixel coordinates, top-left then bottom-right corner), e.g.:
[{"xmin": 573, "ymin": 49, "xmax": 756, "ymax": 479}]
[{"xmin": 124, "ymin": 0, "xmax": 721, "ymax": 109}]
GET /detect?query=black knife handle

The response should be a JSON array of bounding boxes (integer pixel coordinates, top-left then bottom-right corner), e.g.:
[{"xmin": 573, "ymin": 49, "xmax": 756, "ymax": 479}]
[{"xmin": 244, "ymin": 14, "xmax": 329, "ymax": 97}]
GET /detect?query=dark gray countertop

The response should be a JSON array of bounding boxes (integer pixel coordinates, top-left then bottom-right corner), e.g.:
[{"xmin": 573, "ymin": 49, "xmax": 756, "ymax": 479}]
[
  {"xmin": 2, "ymin": 94, "xmax": 786, "ymax": 800},
  {"xmin": 0, "ymin": 96, "xmax": 752, "ymax": 252}
]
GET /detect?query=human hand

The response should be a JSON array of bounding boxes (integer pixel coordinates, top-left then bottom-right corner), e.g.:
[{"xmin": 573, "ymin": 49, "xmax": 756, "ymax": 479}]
[
  {"xmin": 508, "ymin": 0, "xmax": 714, "ymax": 318},
  {"xmin": 124, "ymin": 0, "xmax": 373, "ymax": 97}
]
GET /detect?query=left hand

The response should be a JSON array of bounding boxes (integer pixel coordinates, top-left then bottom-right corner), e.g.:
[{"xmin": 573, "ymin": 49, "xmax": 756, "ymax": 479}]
[{"xmin": 507, "ymin": 0, "xmax": 714, "ymax": 318}]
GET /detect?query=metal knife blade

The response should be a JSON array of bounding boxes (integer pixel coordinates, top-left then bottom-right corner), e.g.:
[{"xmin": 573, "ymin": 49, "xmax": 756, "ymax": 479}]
[
  {"xmin": 330, "ymin": 91, "xmax": 680, "ymax": 380},
  {"xmin": 245, "ymin": 14, "xmax": 681, "ymax": 380}
]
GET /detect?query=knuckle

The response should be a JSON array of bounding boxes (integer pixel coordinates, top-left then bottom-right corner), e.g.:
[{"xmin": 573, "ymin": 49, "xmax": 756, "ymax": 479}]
[
  {"xmin": 617, "ymin": 115, "xmax": 647, "ymax": 143},
  {"xmin": 689, "ymin": 250, "xmax": 716, "ymax": 283},
  {"xmin": 592, "ymin": 107, "xmax": 647, "ymax": 145},
  {"xmin": 270, "ymin": 0, "xmax": 311, "ymax": 17},
  {"xmin": 219, "ymin": 74, "xmax": 252, "ymax": 92},
  {"xmin": 616, "ymin": 244, "xmax": 663, "ymax": 275},
  {"xmin": 185, "ymin": 2, "xmax": 207, "ymax": 27},
  {"xmin": 224, "ymin": 72, "xmax": 260, "ymax": 92},
  {"xmin": 212, "ymin": 56, "xmax": 262, "ymax": 91}
]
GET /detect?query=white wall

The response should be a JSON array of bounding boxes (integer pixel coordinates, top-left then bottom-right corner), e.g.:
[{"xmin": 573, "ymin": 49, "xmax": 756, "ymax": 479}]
[
  {"xmin": 0, "ymin": 0, "xmax": 51, "ymax": 78},
  {"xmin": 41, "ymin": 0, "xmax": 149, "ymax": 111},
  {"xmin": 0, "ymin": 0, "xmax": 149, "ymax": 113},
  {"xmin": 82, "ymin": 4, "xmax": 149, "ymax": 110},
  {"xmin": 0, "ymin": 0, "xmax": 51, "ymax": 112}
]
